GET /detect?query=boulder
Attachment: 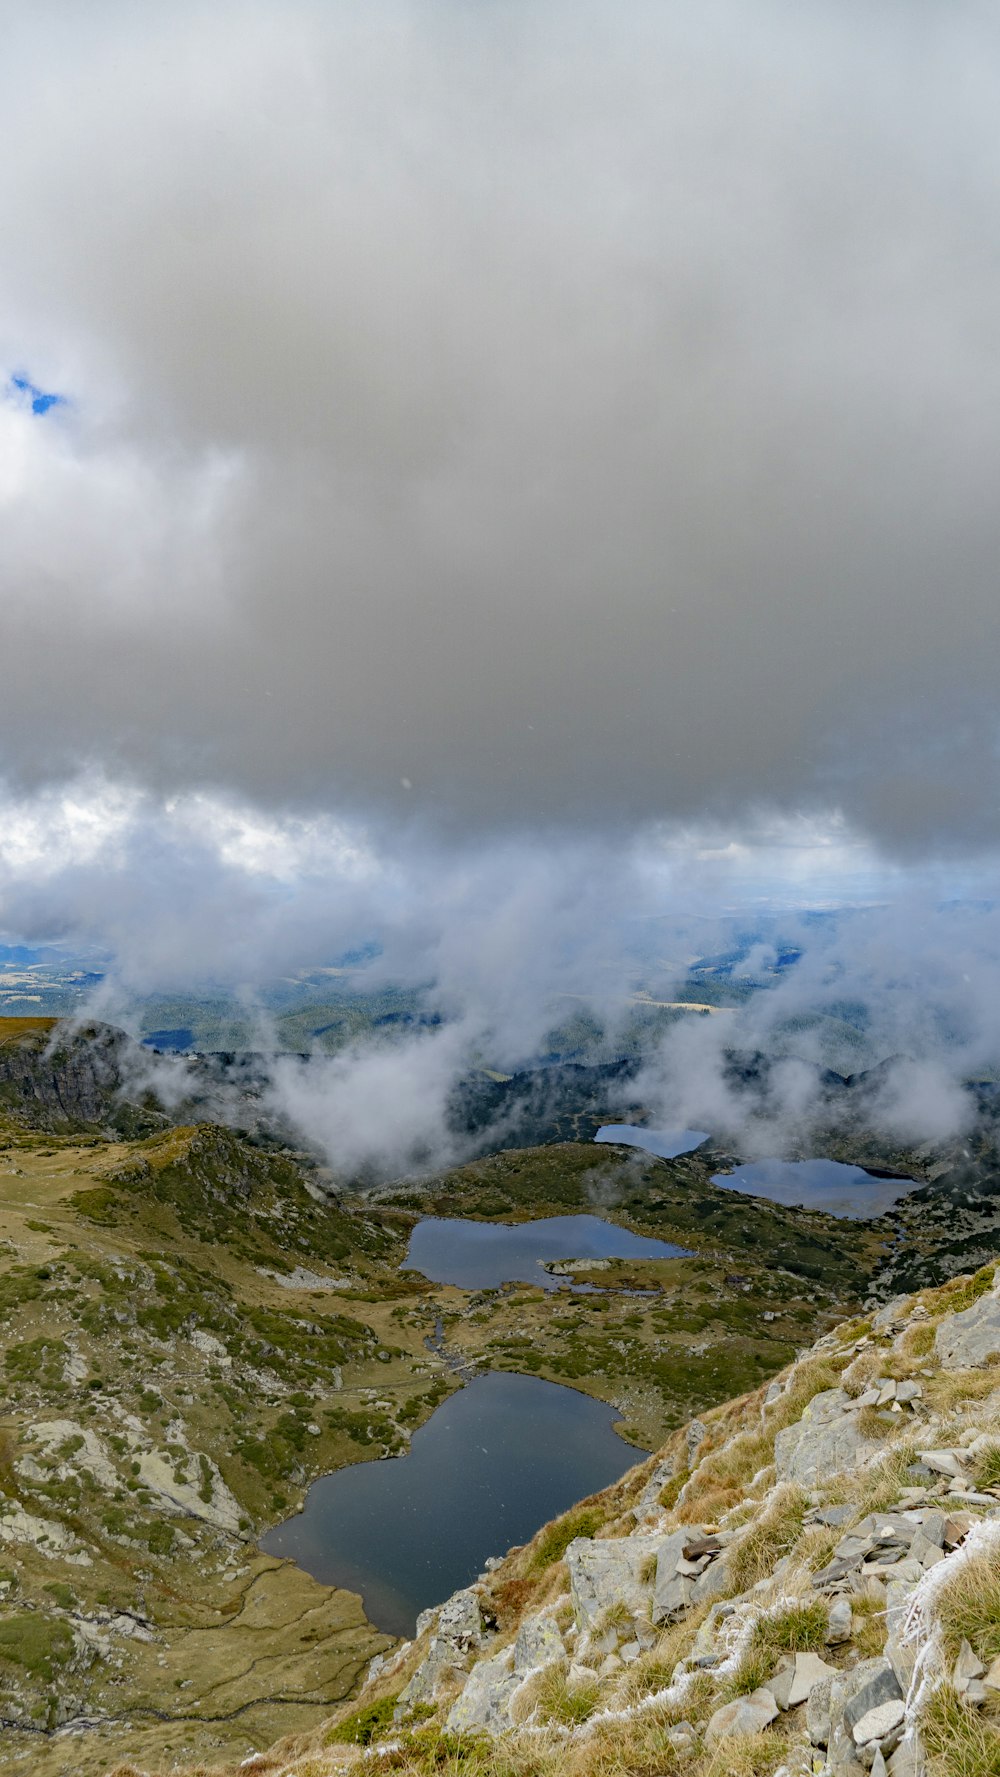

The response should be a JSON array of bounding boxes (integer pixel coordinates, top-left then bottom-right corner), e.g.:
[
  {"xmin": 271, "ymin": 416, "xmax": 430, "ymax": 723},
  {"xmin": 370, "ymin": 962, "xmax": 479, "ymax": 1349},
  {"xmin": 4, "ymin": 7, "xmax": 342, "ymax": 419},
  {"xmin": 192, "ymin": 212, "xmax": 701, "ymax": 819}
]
[
  {"xmin": 513, "ymin": 1613, "xmax": 565, "ymax": 1675},
  {"xmin": 935, "ymin": 1285, "xmax": 1000, "ymax": 1369},
  {"xmin": 919, "ymin": 1449, "xmax": 965, "ymax": 1478},
  {"xmin": 826, "ymin": 1598, "xmax": 854, "ymax": 1644},
  {"xmin": 775, "ymin": 1390, "xmax": 880, "ymax": 1486},
  {"xmin": 704, "ymin": 1687, "xmax": 778, "ymax": 1746},
  {"xmin": 566, "ymin": 1533, "xmax": 664, "ymax": 1629},
  {"xmin": 771, "ymin": 1651, "xmax": 838, "ymax": 1710},
  {"xmin": 445, "ymin": 1648, "xmax": 519, "ymax": 1734},
  {"xmin": 428, "ymin": 1588, "xmax": 484, "ymax": 1648},
  {"xmin": 652, "ymin": 1528, "xmax": 700, "ymax": 1624}
]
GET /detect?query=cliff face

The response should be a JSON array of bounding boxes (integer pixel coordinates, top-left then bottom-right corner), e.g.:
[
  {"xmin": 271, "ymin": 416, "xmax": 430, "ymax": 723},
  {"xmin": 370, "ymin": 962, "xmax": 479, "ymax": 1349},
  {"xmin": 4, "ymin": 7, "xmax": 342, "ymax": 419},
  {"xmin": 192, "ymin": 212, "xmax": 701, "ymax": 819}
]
[
  {"xmin": 196, "ymin": 1263, "xmax": 1000, "ymax": 1777},
  {"xmin": 0, "ymin": 1019, "xmax": 169, "ymax": 1135}
]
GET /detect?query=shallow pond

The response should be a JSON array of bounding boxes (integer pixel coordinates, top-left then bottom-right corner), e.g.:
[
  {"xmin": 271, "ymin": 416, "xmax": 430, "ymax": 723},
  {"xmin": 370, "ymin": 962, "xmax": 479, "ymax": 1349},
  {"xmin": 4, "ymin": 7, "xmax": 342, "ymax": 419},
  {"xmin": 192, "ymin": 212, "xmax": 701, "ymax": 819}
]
[
  {"xmin": 710, "ymin": 1157, "xmax": 916, "ymax": 1219},
  {"xmin": 402, "ymin": 1212, "xmax": 690, "ymax": 1291},
  {"xmin": 261, "ymin": 1371, "xmax": 646, "ymax": 1637},
  {"xmin": 594, "ymin": 1124, "xmax": 710, "ymax": 1160}
]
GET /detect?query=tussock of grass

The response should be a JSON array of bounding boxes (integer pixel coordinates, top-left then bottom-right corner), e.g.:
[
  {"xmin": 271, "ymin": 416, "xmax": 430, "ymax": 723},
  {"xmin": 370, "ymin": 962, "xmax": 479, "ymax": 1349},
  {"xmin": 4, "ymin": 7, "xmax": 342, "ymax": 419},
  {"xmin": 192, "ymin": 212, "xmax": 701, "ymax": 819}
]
[
  {"xmin": 921, "ymin": 1683, "xmax": 1000, "ymax": 1777},
  {"xmin": 616, "ymin": 1608, "xmax": 710, "ymax": 1706},
  {"xmin": 899, "ymin": 1319, "xmax": 936, "ymax": 1359},
  {"xmin": 724, "ymin": 1644, "xmax": 778, "ymax": 1699},
  {"xmin": 700, "ymin": 1731, "xmax": 793, "ymax": 1777},
  {"xmin": 930, "ymin": 1265, "xmax": 998, "ymax": 1318},
  {"xmin": 749, "ymin": 1599, "xmax": 829, "ymax": 1655},
  {"xmin": 857, "ymin": 1405, "xmax": 899, "ymax": 1440},
  {"xmin": 849, "ymin": 1591, "xmax": 888, "ymax": 1660},
  {"xmin": 933, "ymin": 1544, "xmax": 1000, "ymax": 1666},
  {"xmin": 528, "ymin": 1505, "xmax": 606, "ymax": 1572},
  {"xmin": 725, "ymin": 1600, "xmax": 830, "ymax": 1699},
  {"xmin": 929, "ymin": 1371, "xmax": 999, "ymax": 1412},
  {"xmin": 843, "ymin": 1439, "xmax": 919, "ymax": 1517},
  {"xmin": 597, "ymin": 1598, "xmax": 635, "ymax": 1634},
  {"xmin": 975, "ymin": 1445, "xmax": 1000, "ymax": 1491},
  {"xmin": 533, "ymin": 1665, "xmax": 601, "ymax": 1726},
  {"xmin": 658, "ymin": 1468, "xmax": 688, "ymax": 1510},
  {"xmin": 727, "ymin": 1484, "xmax": 807, "ymax": 1592},
  {"xmin": 841, "ymin": 1348, "xmax": 883, "ymax": 1398},
  {"xmin": 678, "ymin": 1428, "xmax": 776, "ymax": 1522},
  {"xmin": 323, "ymin": 1695, "xmax": 398, "ymax": 1747}
]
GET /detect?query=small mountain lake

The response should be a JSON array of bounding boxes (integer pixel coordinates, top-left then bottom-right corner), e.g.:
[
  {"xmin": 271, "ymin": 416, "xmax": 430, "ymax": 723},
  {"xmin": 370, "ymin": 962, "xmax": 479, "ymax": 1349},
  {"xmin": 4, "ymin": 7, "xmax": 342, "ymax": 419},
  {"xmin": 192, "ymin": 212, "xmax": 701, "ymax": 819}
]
[
  {"xmin": 595, "ymin": 1124, "xmax": 710, "ymax": 1159},
  {"xmin": 262, "ymin": 1371, "xmax": 646, "ymax": 1637},
  {"xmin": 710, "ymin": 1158, "xmax": 916, "ymax": 1219},
  {"xmin": 401, "ymin": 1213, "xmax": 691, "ymax": 1291}
]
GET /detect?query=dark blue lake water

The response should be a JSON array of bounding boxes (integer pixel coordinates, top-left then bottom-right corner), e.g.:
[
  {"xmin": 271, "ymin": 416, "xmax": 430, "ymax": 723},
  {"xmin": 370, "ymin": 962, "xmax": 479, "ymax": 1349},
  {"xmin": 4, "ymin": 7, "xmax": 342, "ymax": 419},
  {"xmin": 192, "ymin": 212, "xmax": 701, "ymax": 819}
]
[
  {"xmin": 594, "ymin": 1124, "xmax": 710, "ymax": 1159},
  {"xmin": 261, "ymin": 1371, "xmax": 646, "ymax": 1637},
  {"xmin": 402, "ymin": 1212, "xmax": 690, "ymax": 1291},
  {"xmin": 710, "ymin": 1158, "xmax": 916, "ymax": 1219}
]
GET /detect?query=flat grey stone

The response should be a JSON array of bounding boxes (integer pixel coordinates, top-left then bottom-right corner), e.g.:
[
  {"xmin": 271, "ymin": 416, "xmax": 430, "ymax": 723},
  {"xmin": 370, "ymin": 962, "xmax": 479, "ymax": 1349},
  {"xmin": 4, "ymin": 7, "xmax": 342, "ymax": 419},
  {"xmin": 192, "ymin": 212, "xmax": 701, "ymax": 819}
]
[
  {"xmin": 935, "ymin": 1286, "xmax": 1000, "ymax": 1369},
  {"xmin": 690, "ymin": 1548, "xmax": 732, "ymax": 1606},
  {"xmin": 887, "ymin": 1736, "xmax": 920, "ymax": 1777},
  {"xmin": 954, "ymin": 1638, "xmax": 985, "ymax": 1686},
  {"xmin": 807, "ymin": 1673, "xmax": 833, "ymax": 1746},
  {"xmin": 827, "ymin": 1597, "xmax": 854, "ymax": 1644},
  {"xmin": 813, "ymin": 1557, "xmax": 858, "ymax": 1588},
  {"xmin": 445, "ymin": 1647, "xmax": 518, "ymax": 1733},
  {"xmin": 654, "ymin": 1573, "xmax": 693, "ymax": 1623},
  {"xmin": 566, "ymin": 1532, "xmax": 665, "ymax": 1628},
  {"xmin": 919, "ymin": 1449, "xmax": 966, "ymax": 1478},
  {"xmin": 776, "ymin": 1390, "xmax": 880, "ymax": 1486},
  {"xmin": 908, "ymin": 1530, "xmax": 943, "ymax": 1568},
  {"xmin": 704, "ymin": 1687, "xmax": 778, "ymax": 1746},
  {"xmin": 771, "ymin": 1650, "xmax": 838, "ymax": 1710},
  {"xmin": 844, "ymin": 1661, "xmax": 904, "ymax": 1735},
  {"xmin": 852, "ymin": 1699, "xmax": 905, "ymax": 1746},
  {"xmin": 836, "ymin": 1533, "xmax": 877, "ymax": 1562},
  {"xmin": 895, "ymin": 1381, "xmax": 922, "ymax": 1403}
]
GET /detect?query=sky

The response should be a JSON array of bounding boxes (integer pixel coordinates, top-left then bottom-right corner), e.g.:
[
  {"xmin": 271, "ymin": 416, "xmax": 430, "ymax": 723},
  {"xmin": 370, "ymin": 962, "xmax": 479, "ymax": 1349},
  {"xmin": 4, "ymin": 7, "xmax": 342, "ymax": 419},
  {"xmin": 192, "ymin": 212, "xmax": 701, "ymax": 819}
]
[{"xmin": 2, "ymin": 2, "xmax": 999, "ymax": 1169}]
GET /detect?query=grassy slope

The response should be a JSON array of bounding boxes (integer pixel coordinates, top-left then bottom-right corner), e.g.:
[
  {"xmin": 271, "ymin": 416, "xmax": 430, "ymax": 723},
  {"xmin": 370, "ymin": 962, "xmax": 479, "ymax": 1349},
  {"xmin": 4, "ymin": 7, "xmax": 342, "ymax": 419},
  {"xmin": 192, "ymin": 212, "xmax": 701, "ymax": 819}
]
[
  {"xmin": 211, "ymin": 1264, "xmax": 1000, "ymax": 1777},
  {"xmin": 0, "ymin": 1020, "xmax": 925, "ymax": 1774},
  {"xmin": 0, "ymin": 1127, "xmax": 889, "ymax": 1774}
]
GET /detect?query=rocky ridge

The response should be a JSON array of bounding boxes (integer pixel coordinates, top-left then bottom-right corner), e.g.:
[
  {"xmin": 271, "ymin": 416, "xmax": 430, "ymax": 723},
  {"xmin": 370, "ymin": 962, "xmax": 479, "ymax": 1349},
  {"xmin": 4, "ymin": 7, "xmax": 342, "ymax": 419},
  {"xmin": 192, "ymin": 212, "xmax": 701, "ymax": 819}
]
[{"xmin": 202, "ymin": 1261, "xmax": 1000, "ymax": 1777}]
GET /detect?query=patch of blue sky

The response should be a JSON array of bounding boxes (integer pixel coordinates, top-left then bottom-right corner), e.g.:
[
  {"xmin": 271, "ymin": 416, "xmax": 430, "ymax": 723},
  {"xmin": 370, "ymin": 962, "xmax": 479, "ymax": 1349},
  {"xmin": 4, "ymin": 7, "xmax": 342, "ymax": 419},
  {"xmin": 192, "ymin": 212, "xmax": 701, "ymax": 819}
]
[{"xmin": 8, "ymin": 374, "xmax": 66, "ymax": 415}]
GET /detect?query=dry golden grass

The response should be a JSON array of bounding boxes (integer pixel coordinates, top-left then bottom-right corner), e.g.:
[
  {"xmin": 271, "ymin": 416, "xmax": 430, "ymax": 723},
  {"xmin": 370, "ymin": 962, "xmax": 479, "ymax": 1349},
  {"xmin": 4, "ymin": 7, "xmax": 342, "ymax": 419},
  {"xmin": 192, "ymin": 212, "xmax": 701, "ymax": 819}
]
[
  {"xmin": 0, "ymin": 1015, "xmax": 58, "ymax": 1046},
  {"xmin": 921, "ymin": 1683, "xmax": 1000, "ymax": 1777},
  {"xmin": 932, "ymin": 1542, "xmax": 1000, "ymax": 1666},
  {"xmin": 726, "ymin": 1484, "xmax": 808, "ymax": 1592}
]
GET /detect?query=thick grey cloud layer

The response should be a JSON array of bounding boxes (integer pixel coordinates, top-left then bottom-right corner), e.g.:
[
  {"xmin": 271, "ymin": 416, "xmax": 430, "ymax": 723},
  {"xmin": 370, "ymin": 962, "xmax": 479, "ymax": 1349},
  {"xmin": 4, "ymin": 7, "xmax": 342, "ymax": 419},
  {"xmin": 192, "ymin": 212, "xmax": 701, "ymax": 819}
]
[{"xmin": 1, "ymin": 1, "xmax": 999, "ymax": 844}]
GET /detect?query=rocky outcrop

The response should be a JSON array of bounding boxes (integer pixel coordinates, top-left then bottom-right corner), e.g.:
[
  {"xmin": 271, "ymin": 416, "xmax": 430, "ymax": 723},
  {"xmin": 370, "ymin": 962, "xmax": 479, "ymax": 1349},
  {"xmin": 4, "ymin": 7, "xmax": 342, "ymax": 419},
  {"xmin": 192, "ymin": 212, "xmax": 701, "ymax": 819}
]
[
  {"xmin": 297, "ymin": 1261, "xmax": 1000, "ymax": 1777},
  {"xmin": 934, "ymin": 1277, "xmax": 1000, "ymax": 1368},
  {"xmin": 775, "ymin": 1385, "xmax": 883, "ymax": 1485},
  {"xmin": 0, "ymin": 1020, "xmax": 168, "ymax": 1134}
]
